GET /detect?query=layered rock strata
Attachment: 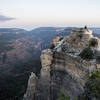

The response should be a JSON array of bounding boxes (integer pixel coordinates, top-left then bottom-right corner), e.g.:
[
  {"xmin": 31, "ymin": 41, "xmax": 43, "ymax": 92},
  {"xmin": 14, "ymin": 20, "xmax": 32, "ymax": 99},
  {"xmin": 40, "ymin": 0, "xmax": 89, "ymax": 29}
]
[{"xmin": 23, "ymin": 28, "xmax": 100, "ymax": 100}]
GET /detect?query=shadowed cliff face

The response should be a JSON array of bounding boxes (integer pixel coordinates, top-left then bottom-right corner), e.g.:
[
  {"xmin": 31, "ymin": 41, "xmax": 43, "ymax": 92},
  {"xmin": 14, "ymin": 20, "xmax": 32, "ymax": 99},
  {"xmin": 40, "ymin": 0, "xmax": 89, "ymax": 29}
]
[{"xmin": 23, "ymin": 28, "xmax": 100, "ymax": 100}]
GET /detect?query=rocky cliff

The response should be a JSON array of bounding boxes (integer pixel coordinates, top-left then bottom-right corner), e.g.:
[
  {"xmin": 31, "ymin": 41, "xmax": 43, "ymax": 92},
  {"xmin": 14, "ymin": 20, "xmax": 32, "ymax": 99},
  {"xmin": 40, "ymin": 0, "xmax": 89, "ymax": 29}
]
[{"xmin": 23, "ymin": 28, "xmax": 100, "ymax": 100}]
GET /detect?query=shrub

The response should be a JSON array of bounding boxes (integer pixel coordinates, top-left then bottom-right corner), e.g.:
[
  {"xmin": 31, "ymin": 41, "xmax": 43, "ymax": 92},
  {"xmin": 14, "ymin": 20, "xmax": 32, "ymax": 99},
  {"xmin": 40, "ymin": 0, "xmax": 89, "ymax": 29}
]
[
  {"xmin": 59, "ymin": 37, "xmax": 64, "ymax": 41},
  {"xmin": 50, "ymin": 44, "xmax": 55, "ymax": 49},
  {"xmin": 84, "ymin": 71, "xmax": 100, "ymax": 99},
  {"xmin": 89, "ymin": 38, "xmax": 98, "ymax": 47},
  {"xmin": 58, "ymin": 91, "xmax": 70, "ymax": 100},
  {"xmin": 79, "ymin": 48, "xmax": 94, "ymax": 60}
]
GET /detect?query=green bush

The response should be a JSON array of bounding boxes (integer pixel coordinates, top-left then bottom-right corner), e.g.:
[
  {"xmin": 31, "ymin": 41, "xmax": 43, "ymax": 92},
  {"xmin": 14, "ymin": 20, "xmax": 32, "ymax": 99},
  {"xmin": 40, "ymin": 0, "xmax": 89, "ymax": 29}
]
[
  {"xmin": 58, "ymin": 91, "xmax": 70, "ymax": 100},
  {"xmin": 59, "ymin": 37, "xmax": 64, "ymax": 41},
  {"xmin": 79, "ymin": 48, "xmax": 94, "ymax": 60},
  {"xmin": 50, "ymin": 44, "xmax": 55, "ymax": 49},
  {"xmin": 89, "ymin": 38, "xmax": 98, "ymax": 47},
  {"xmin": 84, "ymin": 71, "xmax": 100, "ymax": 99}
]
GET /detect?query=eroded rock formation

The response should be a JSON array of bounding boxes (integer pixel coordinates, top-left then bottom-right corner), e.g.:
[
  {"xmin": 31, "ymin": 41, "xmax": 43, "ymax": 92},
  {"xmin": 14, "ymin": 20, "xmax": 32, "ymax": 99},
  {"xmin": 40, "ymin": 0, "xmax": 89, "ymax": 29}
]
[
  {"xmin": 23, "ymin": 72, "xmax": 37, "ymax": 100},
  {"xmin": 23, "ymin": 28, "xmax": 100, "ymax": 100}
]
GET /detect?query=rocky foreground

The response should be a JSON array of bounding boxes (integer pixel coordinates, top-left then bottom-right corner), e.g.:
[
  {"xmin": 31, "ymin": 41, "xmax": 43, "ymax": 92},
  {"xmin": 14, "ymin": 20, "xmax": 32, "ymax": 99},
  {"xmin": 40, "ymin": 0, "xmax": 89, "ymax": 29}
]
[{"xmin": 23, "ymin": 28, "xmax": 100, "ymax": 100}]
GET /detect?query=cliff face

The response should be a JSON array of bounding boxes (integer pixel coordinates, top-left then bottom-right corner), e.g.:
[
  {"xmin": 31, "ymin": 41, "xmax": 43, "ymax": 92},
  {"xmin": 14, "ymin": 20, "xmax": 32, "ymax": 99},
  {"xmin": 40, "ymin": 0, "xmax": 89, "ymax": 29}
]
[{"xmin": 23, "ymin": 28, "xmax": 100, "ymax": 100}]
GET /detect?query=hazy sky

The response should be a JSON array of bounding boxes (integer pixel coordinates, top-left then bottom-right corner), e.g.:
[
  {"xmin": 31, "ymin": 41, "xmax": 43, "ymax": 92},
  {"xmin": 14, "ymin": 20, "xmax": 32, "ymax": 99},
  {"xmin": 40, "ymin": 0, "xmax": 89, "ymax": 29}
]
[{"xmin": 0, "ymin": 0, "xmax": 100, "ymax": 30}]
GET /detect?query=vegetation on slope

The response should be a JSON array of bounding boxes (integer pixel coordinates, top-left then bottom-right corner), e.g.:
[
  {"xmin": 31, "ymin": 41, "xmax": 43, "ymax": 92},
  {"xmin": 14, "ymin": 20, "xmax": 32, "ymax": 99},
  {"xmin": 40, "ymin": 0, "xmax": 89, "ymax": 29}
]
[
  {"xmin": 79, "ymin": 48, "xmax": 94, "ymax": 60},
  {"xmin": 84, "ymin": 71, "xmax": 100, "ymax": 99},
  {"xmin": 89, "ymin": 38, "xmax": 98, "ymax": 47},
  {"xmin": 58, "ymin": 91, "xmax": 70, "ymax": 100}
]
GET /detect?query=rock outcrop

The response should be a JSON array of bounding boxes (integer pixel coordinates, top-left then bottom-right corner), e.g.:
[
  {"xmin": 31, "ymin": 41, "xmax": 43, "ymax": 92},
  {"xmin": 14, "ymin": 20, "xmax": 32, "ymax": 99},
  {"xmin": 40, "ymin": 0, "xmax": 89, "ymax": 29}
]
[
  {"xmin": 23, "ymin": 28, "xmax": 100, "ymax": 100},
  {"xmin": 23, "ymin": 72, "xmax": 37, "ymax": 100},
  {"xmin": 41, "ymin": 49, "xmax": 53, "ymax": 79}
]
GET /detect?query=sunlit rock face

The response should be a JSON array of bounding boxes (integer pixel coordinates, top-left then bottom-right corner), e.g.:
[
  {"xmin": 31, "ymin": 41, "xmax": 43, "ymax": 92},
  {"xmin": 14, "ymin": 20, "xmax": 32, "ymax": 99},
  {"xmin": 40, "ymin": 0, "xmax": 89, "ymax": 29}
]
[
  {"xmin": 23, "ymin": 28, "xmax": 100, "ymax": 100},
  {"xmin": 69, "ymin": 29, "xmax": 93, "ymax": 48},
  {"xmin": 51, "ymin": 36, "xmax": 61, "ymax": 47},
  {"xmin": 61, "ymin": 29, "xmax": 94, "ymax": 54},
  {"xmin": 40, "ymin": 49, "xmax": 53, "ymax": 79}
]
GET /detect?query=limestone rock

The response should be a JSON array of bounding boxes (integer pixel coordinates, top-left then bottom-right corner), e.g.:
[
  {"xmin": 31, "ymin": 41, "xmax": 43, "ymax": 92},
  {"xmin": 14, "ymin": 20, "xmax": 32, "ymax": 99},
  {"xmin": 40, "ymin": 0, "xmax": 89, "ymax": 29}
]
[
  {"xmin": 23, "ymin": 28, "xmax": 100, "ymax": 100},
  {"xmin": 23, "ymin": 72, "xmax": 37, "ymax": 100},
  {"xmin": 51, "ymin": 36, "xmax": 61, "ymax": 47},
  {"xmin": 40, "ymin": 49, "xmax": 53, "ymax": 79},
  {"xmin": 41, "ymin": 49, "xmax": 53, "ymax": 68}
]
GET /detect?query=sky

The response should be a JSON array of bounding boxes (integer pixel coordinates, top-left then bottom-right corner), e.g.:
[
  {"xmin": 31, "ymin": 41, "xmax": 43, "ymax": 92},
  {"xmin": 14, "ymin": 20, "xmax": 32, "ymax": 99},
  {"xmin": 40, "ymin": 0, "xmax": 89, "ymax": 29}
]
[{"xmin": 0, "ymin": 0, "xmax": 100, "ymax": 30}]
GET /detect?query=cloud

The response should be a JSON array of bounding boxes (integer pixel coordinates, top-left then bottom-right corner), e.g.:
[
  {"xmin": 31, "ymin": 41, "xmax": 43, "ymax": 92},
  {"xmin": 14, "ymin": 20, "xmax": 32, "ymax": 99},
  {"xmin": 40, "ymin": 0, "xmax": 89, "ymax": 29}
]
[{"xmin": 0, "ymin": 15, "xmax": 15, "ymax": 22}]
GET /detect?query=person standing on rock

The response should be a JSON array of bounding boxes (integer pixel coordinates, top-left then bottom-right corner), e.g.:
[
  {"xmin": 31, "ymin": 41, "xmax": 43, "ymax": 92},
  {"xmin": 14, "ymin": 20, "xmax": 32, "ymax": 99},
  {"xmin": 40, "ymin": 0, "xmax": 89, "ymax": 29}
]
[
  {"xmin": 84, "ymin": 26, "xmax": 87, "ymax": 29},
  {"xmin": 84, "ymin": 26, "xmax": 89, "ymax": 32}
]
